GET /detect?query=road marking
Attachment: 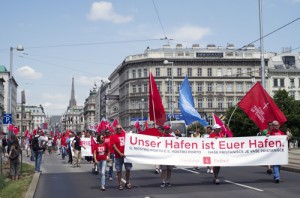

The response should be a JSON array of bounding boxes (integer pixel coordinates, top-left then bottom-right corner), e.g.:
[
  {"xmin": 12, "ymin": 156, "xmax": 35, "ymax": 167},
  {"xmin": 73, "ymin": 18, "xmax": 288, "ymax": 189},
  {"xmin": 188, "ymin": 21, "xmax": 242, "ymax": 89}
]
[
  {"xmin": 177, "ymin": 167, "xmax": 200, "ymax": 174},
  {"xmin": 224, "ymin": 180, "xmax": 264, "ymax": 192}
]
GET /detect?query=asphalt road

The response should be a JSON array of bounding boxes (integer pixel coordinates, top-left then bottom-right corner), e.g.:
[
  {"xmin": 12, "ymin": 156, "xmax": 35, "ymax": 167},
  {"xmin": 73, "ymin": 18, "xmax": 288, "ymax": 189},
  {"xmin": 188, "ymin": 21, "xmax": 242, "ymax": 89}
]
[{"xmin": 34, "ymin": 153, "xmax": 300, "ymax": 198}]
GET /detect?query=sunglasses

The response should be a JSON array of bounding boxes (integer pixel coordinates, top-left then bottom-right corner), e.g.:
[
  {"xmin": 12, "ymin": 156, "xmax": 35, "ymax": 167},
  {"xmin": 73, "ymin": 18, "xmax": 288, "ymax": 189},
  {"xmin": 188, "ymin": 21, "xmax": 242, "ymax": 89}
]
[{"xmin": 116, "ymin": 128, "xmax": 122, "ymax": 130}]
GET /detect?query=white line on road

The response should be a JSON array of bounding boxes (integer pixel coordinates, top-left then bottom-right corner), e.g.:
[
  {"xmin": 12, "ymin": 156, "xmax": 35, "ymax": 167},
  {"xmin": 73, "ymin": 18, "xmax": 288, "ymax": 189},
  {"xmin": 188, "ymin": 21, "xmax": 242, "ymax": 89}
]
[
  {"xmin": 224, "ymin": 180, "xmax": 264, "ymax": 192},
  {"xmin": 177, "ymin": 167, "xmax": 200, "ymax": 174}
]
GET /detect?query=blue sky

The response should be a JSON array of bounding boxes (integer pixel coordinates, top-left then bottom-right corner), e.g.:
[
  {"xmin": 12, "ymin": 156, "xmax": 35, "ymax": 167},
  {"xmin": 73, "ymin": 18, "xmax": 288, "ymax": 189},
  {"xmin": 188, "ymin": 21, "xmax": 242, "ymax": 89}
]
[{"xmin": 0, "ymin": 0, "xmax": 299, "ymax": 116}]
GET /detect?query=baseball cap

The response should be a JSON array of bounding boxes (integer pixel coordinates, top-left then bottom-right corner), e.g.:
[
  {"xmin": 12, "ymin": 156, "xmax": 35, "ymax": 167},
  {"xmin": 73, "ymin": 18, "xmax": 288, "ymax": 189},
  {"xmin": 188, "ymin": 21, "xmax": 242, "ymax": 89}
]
[
  {"xmin": 164, "ymin": 125, "xmax": 171, "ymax": 130},
  {"xmin": 212, "ymin": 124, "xmax": 221, "ymax": 130}
]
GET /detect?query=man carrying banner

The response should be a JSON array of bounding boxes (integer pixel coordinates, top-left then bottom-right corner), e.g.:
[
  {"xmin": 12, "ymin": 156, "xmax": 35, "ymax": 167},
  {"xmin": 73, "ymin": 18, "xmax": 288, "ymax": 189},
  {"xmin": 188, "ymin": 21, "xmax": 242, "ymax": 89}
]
[
  {"xmin": 209, "ymin": 124, "xmax": 225, "ymax": 185},
  {"xmin": 266, "ymin": 120, "xmax": 286, "ymax": 183}
]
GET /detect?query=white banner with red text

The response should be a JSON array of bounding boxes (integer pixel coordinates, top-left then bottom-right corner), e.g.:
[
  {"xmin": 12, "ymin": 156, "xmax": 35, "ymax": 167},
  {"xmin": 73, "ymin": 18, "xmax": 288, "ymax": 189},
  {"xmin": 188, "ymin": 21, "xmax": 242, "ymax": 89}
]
[
  {"xmin": 70, "ymin": 137, "xmax": 94, "ymax": 157},
  {"xmin": 124, "ymin": 133, "xmax": 288, "ymax": 166}
]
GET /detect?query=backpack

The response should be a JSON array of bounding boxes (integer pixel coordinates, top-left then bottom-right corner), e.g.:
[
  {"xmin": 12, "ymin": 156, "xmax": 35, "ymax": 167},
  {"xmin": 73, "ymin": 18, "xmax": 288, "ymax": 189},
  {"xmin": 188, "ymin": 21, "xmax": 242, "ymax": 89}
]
[
  {"xmin": 32, "ymin": 136, "xmax": 40, "ymax": 151},
  {"xmin": 9, "ymin": 147, "xmax": 19, "ymax": 160}
]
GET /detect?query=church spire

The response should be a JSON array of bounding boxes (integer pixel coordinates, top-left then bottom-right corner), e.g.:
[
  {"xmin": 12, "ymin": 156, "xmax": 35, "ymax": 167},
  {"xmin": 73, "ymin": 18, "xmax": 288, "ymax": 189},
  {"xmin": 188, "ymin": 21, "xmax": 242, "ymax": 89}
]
[{"xmin": 69, "ymin": 77, "xmax": 77, "ymax": 108}]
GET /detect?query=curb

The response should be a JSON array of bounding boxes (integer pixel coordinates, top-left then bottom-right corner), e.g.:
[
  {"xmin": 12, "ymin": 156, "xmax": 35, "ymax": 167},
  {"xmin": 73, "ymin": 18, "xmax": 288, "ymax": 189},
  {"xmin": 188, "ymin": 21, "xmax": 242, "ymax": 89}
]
[{"xmin": 25, "ymin": 172, "xmax": 40, "ymax": 198}]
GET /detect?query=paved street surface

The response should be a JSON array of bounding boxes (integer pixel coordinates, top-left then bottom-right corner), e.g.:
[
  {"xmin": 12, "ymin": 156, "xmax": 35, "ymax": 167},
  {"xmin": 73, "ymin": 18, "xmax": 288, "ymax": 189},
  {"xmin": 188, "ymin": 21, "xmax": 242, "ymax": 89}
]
[{"xmin": 27, "ymin": 150, "xmax": 300, "ymax": 198}]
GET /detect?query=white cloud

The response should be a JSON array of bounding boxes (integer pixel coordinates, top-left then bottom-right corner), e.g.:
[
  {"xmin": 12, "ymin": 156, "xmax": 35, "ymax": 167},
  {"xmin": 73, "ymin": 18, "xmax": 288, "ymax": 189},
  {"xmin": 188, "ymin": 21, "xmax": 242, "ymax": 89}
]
[
  {"xmin": 15, "ymin": 66, "xmax": 43, "ymax": 79},
  {"xmin": 77, "ymin": 75, "xmax": 108, "ymax": 86},
  {"xmin": 87, "ymin": 1, "xmax": 133, "ymax": 23},
  {"xmin": 169, "ymin": 25, "xmax": 211, "ymax": 42}
]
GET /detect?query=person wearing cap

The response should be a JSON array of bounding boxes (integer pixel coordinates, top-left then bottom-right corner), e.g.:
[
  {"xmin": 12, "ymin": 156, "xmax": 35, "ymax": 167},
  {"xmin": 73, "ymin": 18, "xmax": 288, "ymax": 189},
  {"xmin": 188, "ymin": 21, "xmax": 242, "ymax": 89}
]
[
  {"xmin": 210, "ymin": 124, "xmax": 225, "ymax": 184},
  {"xmin": 160, "ymin": 125, "xmax": 174, "ymax": 188},
  {"xmin": 266, "ymin": 120, "xmax": 286, "ymax": 183}
]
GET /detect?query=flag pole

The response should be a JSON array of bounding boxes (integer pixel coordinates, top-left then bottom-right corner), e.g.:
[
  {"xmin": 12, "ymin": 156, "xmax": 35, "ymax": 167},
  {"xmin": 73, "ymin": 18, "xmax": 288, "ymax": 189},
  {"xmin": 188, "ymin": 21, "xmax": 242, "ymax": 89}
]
[
  {"xmin": 227, "ymin": 105, "xmax": 238, "ymax": 128},
  {"xmin": 149, "ymin": 72, "xmax": 157, "ymax": 125}
]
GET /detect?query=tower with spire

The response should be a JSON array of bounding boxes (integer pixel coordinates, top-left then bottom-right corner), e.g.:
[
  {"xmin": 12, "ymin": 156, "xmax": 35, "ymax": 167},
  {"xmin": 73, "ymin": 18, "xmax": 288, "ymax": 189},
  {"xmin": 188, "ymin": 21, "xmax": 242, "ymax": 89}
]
[{"xmin": 68, "ymin": 77, "xmax": 77, "ymax": 109}]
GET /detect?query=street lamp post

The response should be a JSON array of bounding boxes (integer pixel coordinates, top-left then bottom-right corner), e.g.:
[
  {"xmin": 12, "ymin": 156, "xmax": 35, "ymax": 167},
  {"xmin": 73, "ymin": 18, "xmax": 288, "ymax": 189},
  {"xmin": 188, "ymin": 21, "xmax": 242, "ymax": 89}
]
[
  {"xmin": 9, "ymin": 45, "xmax": 24, "ymax": 137},
  {"xmin": 163, "ymin": 60, "xmax": 174, "ymax": 120}
]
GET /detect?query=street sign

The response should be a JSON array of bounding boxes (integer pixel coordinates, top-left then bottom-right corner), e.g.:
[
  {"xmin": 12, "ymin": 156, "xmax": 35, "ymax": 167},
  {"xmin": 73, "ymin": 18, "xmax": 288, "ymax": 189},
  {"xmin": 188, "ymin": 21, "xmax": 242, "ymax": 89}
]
[{"xmin": 3, "ymin": 113, "xmax": 12, "ymax": 125}]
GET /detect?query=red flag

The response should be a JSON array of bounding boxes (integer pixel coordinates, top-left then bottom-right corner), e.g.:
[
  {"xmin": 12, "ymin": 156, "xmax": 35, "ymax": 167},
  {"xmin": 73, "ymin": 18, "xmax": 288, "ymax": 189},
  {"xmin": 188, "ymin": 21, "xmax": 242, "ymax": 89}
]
[
  {"xmin": 106, "ymin": 123, "xmax": 115, "ymax": 133},
  {"xmin": 50, "ymin": 131, "xmax": 54, "ymax": 137},
  {"xmin": 90, "ymin": 136, "xmax": 97, "ymax": 155},
  {"xmin": 134, "ymin": 120, "xmax": 141, "ymax": 132},
  {"xmin": 33, "ymin": 129, "xmax": 37, "ymax": 136},
  {"xmin": 213, "ymin": 113, "xmax": 233, "ymax": 137},
  {"xmin": 138, "ymin": 128, "xmax": 163, "ymax": 136},
  {"xmin": 24, "ymin": 129, "xmax": 29, "ymax": 138},
  {"xmin": 65, "ymin": 130, "xmax": 70, "ymax": 138},
  {"xmin": 13, "ymin": 126, "xmax": 19, "ymax": 135},
  {"xmin": 97, "ymin": 118, "xmax": 109, "ymax": 133},
  {"xmin": 238, "ymin": 82, "xmax": 287, "ymax": 130},
  {"xmin": 112, "ymin": 119, "xmax": 119, "ymax": 127},
  {"xmin": 8, "ymin": 124, "xmax": 14, "ymax": 131},
  {"xmin": 149, "ymin": 72, "xmax": 166, "ymax": 126}
]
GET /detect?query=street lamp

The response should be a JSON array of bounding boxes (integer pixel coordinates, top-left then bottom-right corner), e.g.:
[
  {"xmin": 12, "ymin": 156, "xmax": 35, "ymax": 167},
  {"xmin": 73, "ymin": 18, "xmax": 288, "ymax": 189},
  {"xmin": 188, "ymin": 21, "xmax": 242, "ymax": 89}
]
[
  {"xmin": 163, "ymin": 60, "xmax": 174, "ymax": 119},
  {"xmin": 9, "ymin": 45, "xmax": 24, "ymax": 137}
]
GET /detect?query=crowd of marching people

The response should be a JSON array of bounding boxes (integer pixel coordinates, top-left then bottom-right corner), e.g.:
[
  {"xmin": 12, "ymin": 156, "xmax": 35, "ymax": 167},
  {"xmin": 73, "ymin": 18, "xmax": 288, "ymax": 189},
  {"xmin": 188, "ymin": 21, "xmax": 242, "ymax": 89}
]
[{"xmin": 0, "ymin": 118, "xmax": 289, "ymax": 189}]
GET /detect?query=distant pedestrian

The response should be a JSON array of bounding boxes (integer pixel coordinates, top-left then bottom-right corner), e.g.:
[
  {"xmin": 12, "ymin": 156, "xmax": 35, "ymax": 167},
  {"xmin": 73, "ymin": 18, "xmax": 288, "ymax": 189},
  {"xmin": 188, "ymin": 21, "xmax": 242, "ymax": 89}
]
[
  {"xmin": 94, "ymin": 134, "xmax": 110, "ymax": 191},
  {"xmin": 286, "ymin": 128, "xmax": 292, "ymax": 151},
  {"xmin": 33, "ymin": 130, "xmax": 47, "ymax": 173},
  {"xmin": 104, "ymin": 129, "xmax": 115, "ymax": 181},
  {"xmin": 66, "ymin": 131, "xmax": 74, "ymax": 164},
  {"xmin": 267, "ymin": 120, "xmax": 287, "ymax": 183},
  {"xmin": 210, "ymin": 124, "xmax": 225, "ymax": 184},
  {"xmin": 61, "ymin": 133, "xmax": 67, "ymax": 160},
  {"xmin": 9, "ymin": 139, "xmax": 21, "ymax": 180},
  {"xmin": 112, "ymin": 124, "xmax": 132, "ymax": 190},
  {"xmin": 72, "ymin": 132, "xmax": 86, "ymax": 167},
  {"xmin": 160, "ymin": 125, "xmax": 174, "ymax": 188}
]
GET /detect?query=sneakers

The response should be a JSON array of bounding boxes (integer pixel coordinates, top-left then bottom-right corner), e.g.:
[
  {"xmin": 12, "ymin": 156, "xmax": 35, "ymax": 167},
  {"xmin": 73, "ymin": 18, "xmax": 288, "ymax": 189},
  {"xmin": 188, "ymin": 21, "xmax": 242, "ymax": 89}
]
[
  {"xmin": 109, "ymin": 177, "xmax": 113, "ymax": 181},
  {"xmin": 275, "ymin": 178, "xmax": 280, "ymax": 183},
  {"xmin": 267, "ymin": 169, "xmax": 272, "ymax": 174},
  {"xmin": 100, "ymin": 185, "xmax": 106, "ymax": 191},
  {"xmin": 166, "ymin": 182, "xmax": 172, "ymax": 187},
  {"xmin": 160, "ymin": 182, "xmax": 166, "ymax": 188},
  {"xmin": 155, "ymin": 169, "xmax": 160, "ymax": 174},
  {"xmin": 210, "ymin": 169, "xmax": 213, "ymax": 174},
  {"xmin": 196, "ymin": 167, "xmax": 200, "ymax": 170},
  {"xmin": 213, "ymin": 179, "xmax": 220, "ymax": 184},
  {"xmin": 192, "ymin": 168, "xmax": 196, "ymax": 171},
  {"xmin": 207, "ymin": 168, "xmax": 210, "ymax": 173}
]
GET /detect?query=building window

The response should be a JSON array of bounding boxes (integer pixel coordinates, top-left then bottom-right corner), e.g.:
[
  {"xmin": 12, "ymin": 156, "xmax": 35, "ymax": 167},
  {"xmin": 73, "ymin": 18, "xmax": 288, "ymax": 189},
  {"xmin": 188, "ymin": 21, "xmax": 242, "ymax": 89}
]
[
  {"xmin": 237, "ymin": 68, "xmax": 242, "ymax": 76},
  {"xmin": 132, "ymin": 70, "xmax": 136, "ymax": 78},
  {"xmin": 207, "ymin": 82, "xmax": 213, "ymax": 92},
  {"xmin": 280, "ymin": 79, "xmax": 285, "ymax": 87},
  {"xmin": 207, "ymin": 98, "xmax": 213, "ymax": 108},
  {"xmin": 197, "ymin": 82, "xmax": 203, "ymax": 92},
  {"xmin": 216, "ymin": 82, "xmax": 223, "ymax": 92},
  {"xmin": 217, "ymin": 68, "xmax": 222, "ymax": 76},
  {"xmin": 236, "ymin": 82, "xmax": 243, "ymax": 92},
  {"xmin": 187, "ymin": 68, "xmax": 192, "ymax": 76},
  {"xmin": 143, "ymin": 84, "xmax": 147, "ymax": 92},
  {"xmin": 138, "ymin": 69, "xmax": 142, "ymax": 78},
  {"xmin": 132, "ymin": 85, "xmax": 136, "ymax": 93},
  {"xmin": 247, "ymin": 68, "xmax": 252, "ymax": 76},
  {"xmin": 177, "ymin": 82, "xmax": 181, "ymax": 92},
  {"xmin": 167, "ymin": 96, "xmax": 172, "ymax": 109},
  {"xmin": 197, "ymin": 68, "xmax": 202, "ymax": 76},
  {"xmin": 227, "ymin": 68, "xmax": 232, "ymax": 76},
  {"xmin": 289, "ymin": 91, "xmax": 295, "ymax": 99},
  {"xmin": 138, "ymin": 85, "xmax": 142, "ymax": 93},
  {"xmin": 167, "ymin": 81, "xmax": 172, "ymax": 92},
  {"xmin": 227, "ymin": 83, "xmax": 233, "ymax": 92},
  {"xmin": 167, "ymin": 68, "xmax": 172, "ymax": 77},
  {"xmin": 273, "ymin": 79, "xmax": 278, "ymax": 87},
  {"xmin": 177, "ymin": 68, "xmax": 182, "ymax": 77},
  {"xmin": 144, "ymin": 68, "xmax": 147, "ymax": 77},
  {"xmin": 290, "ymin": 79, "xmax": 295, "ymax": 88},
  {"xmin": 227, "ymin": 98, "xmax": 233, "ymax": 108},
  {"xmin": 246, "ymin": 82, "xmax": 252, "ymax": 91},
  {"xmin": 197, "ymin": 98, "xmax": 203, "ymax": 108},
  {"xmin": 157, "ymin": 83, "xmax": 161, "ymax": 91},
  {"xmin": 218, "ymin": 98, "xmax": 223, "ymax": 109},
  {"xmin": 207, "ymin": 68, "xmax": 212, "ymax": 76},
  {"xmin": 155, "ymin": 68, "xmax": 160, "ymax": 76}
]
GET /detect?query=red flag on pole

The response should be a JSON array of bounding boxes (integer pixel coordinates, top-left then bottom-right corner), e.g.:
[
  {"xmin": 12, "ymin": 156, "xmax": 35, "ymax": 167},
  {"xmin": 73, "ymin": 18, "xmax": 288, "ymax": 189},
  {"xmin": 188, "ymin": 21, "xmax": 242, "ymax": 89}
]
[
  {"xmin": 149, "ymin": 72, "xmax": 166, "ymax": 126},
  {"xmin": 213, "ymin": 113, "xmax": 233, "ymax": 137},
  {"xmin": 238, "ymin": 82, "xmax": 287, "ymax": 130},
  {"xmin": 90, "ymin": 136, "xmax": 97, "ymax": 155},
  {"xmin": 13, "ymin": 126, "xmax": 19, "ymax": 135},
  {"xmin": 112, "ymin": 119, "xmax": 119, "ymax": 127},
  {"xmin": 97, "ymin": 118, "xmax": 109, "ymax": 133},
  {"xmin": 134, "ymin": 119, "xmax": 141, "ymax": 132},
  {"xmin": 8, "ymin": 124, "xmax": 14, "ymax": 131}
]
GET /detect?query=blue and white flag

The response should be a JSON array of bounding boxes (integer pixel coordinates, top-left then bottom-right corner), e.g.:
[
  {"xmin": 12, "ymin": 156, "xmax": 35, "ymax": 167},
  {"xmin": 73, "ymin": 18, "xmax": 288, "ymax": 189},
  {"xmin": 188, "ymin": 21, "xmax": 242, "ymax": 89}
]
[{"xmin": 179, "ymin": 76, "xmax": 208, "ymax": 126}]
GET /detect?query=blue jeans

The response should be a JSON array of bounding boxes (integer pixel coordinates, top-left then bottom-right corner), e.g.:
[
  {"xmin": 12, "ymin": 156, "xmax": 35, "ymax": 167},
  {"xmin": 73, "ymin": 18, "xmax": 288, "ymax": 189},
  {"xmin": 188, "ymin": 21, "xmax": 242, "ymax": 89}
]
[
  {"xmin": 273, "ymin": 165, "xmax": 281, "ymax": 180},
  {"xmin": 35, "ymin": 150, "xmax": 43, "ymax": 172},
  {"xmin": 97, "ymin": 160, "xmax": 107, "ymax": 186},
  {"xmin": 108, "ymin": 154, "xmax": 114, "ymax": 178},
  {"xmin": 61, "ymin": 146, "xmax": 66, "ymax": 159}
]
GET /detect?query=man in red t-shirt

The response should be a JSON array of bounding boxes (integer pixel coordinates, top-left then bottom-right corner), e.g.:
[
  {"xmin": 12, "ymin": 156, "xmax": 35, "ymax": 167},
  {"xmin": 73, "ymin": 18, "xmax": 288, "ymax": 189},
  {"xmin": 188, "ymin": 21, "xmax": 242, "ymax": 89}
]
[
  {"xmin": 61, "ymin": 134, "xmax": 67, "ymax": 160},
  {"xmin": 209, "ymin": 124, "xmax": 225, "ymax": 185},
  {"xmin": 104, "ymin": 129, "xmax": 115, "ymax": 181},
  {"xmin": 266, "ymin": 120, "xmax": 286, "ymax": 183},
  {"xmin": 112, "ymin": 125, "xmax": 132, "ymax": 190}
]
